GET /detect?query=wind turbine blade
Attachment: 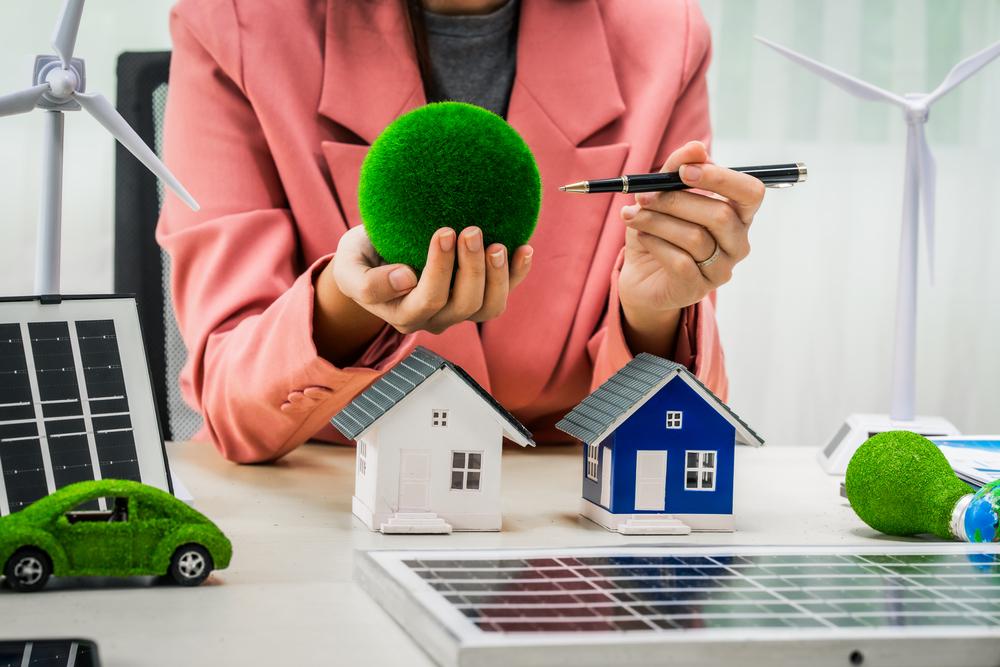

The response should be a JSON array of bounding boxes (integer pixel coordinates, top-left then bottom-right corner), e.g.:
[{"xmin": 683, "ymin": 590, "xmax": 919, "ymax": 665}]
[
  {"xmin": 928, "ymin": 39, "xmax": 1000, "ymax": 104},
  {"xmin": 915, "ymin": 125, "xmax": 936, "ymax": 283},
  {"xmin": 755, "ymin": 36, "xmax": 908, "ymax": 108},
  {"xmin": 52, "ymin": 0, "xmax": 86, "ymax": 68},
  {"xmin": 75, "ymin": 92, "xmax": 200, "ymax": 211},
  {"xmin": 0, "ymin": 83, "xmax": 50, "ymax": 117}
]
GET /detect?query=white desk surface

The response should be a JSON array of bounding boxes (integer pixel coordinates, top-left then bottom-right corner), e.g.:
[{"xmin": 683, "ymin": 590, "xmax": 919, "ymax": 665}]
[{"xmin": 1, "ymin": 442, "xmax": 908, "ymax": 666}]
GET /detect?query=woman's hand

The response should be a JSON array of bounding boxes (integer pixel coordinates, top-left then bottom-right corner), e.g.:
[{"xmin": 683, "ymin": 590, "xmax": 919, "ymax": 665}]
[
  {"xmin": 617, "ymin": 140, "xmax": 765, "ymax": 357},
  {"xmin": 318, "ymin": 225, "xmax": 533, "ymax": 347}
]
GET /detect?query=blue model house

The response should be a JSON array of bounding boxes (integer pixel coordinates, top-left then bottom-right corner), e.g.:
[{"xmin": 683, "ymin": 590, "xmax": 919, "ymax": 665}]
[{"xmin": 556, "ymin": 354, "xmax": 764, "ymax": 535}]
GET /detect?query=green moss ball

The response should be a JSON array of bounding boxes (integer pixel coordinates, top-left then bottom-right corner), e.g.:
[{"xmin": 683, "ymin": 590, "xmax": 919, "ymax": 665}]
[
  {"xmin": 358, "ymin": 102, "xmax": 542, "ymax": 272},
  {"xmin": 845, "ymin": 431, "xmax": 971, "ymax": 539}
]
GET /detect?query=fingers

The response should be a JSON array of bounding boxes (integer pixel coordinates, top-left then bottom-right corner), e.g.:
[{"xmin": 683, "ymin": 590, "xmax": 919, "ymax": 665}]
[
  {"xmin": 472, "ymin": 244, "xmax": 510, "ymax": 322},
  {"xmin": 635, "ymin": 231, "xmax": 722, "ymax": 289},
  {"xmin": 476, "ymin": 243, "xmax": 536, "ymax": 321},
  {"xmin": 394, "ymin": 228, "xmax": 457, "ymax": 327},
  {"xmin": 426, "ymin": 227, "xmax": 487, "ymax": 330},
  {"xmin": 678, "ymin": 163, "xmax": 765, "ymax": 223},
  {"xmin": 342, "ymin": 264, "xmax": 419, "ymax": 305},
  {"xmin": 508, "ymin": 245, "xmax": 533, "ymax": 290},
  {"xmin": 340, "ymin": 225, "xmax": 528, "ymax": 336},
  {"xmin": 472, "ymin": 243, "xmax": 535, "ymax": 323},
  {"xmin": 628, "ymin": 191, "xmax": 749, "ymax": 261},
  {"xmin": 304, "ymin": 387, "xmax": 334, "ymax": 400},
  {"xmin": 624, "ymin": 209, "xmax": 717, "ymax": 263},
  {"xmin": 657, "ymin": 140, "xmax": 765, "ymax": 223},
  {"xmin": 281, "ymin": 386, "xmax": 334, "ymax": 414},
  {"xmin": 660, "ymin": 140, "xmax": 710, "ymax": 173}
]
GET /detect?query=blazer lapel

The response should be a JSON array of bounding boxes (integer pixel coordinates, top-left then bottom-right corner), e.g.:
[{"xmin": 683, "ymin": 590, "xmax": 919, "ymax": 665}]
[
  {"xmin": 319, "ymin": 0, "xmax": 425, "ymax": 228},
  {"xmin": 482, "ymin": 0, "xmax": 630, "ymax": 411},
  {"xmin": 318, "ymin": 0, "xmax": 424, "ymax": 145},
  {"xmin": 514, "ymin": 0, "xmax": 626, "ymax": 146}
]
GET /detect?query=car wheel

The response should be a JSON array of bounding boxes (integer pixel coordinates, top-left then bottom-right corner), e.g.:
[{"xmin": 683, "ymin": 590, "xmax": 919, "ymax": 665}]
[
  {"xmin": 4, "ymin": 547, "xmax": 52, "ymax": 592},
  {"xmin": 168, "ymin": 544, "xmax": 213, "ymax": 587}
]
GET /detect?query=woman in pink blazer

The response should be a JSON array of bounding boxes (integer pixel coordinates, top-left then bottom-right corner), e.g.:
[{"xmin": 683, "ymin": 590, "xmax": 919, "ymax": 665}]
[{"xmin": 158, "ymin": 0, "xmax": 765, "ymax": 463}]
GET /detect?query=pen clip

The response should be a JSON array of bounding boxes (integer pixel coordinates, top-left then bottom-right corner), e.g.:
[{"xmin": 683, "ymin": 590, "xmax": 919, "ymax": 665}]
[{"xmin": 765, "ymin": 182, "xmax": 794, "ymax": 189}]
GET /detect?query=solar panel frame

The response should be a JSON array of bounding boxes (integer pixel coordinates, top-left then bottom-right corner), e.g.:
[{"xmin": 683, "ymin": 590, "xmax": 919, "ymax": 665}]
[
  {"xmin": 0, "ymin": 295, "xmax": 171, "ymax": 515},
  {"xmin": 357, "ymin": 544, "xmax": 1000, "ymax": 667}
]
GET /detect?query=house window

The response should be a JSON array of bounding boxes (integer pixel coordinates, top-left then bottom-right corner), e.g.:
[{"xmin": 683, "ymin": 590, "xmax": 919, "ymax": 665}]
[
  {"xmin": 357, "ymin": 439, "xmax": 367, "ymax": 477},
  {"xmin": 451, "ymin": 451, "xmax": 482, "ymax": 490},
  {"xmin": 684, "ymin": 450, "xmax": 716, "ymax": 491},
  {"xmin": 666, "ymin": 411, "xmax": 683, "ymax": 429},
  {"xmin": 432, "ymin": 409, "xmax": 449, "ymax": 427},
  {"xmin": 586, "ymin": 443, "xmax": 599, "ymax": 481}
]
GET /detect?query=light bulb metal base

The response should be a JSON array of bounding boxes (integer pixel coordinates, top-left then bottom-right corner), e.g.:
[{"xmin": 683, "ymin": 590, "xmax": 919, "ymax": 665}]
[
  {"xmin": 954, "ymin": 482, "xmax": 1000, "ymax": 543},
  {"xmin": 950, "ymin": 493, "xmax": 974, "ymax": 541}
]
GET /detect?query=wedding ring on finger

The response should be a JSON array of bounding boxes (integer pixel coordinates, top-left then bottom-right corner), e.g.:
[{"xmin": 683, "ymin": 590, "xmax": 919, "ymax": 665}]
[{"xmin": 696, "ymin": 242, "xmax": 721, "ymax": 269}]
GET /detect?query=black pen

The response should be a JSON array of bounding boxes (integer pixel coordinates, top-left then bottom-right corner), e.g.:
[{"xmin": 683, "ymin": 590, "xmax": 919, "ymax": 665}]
[{"xmin": 559, "ymin": 163, "xmax": 807, "ymax": 194}]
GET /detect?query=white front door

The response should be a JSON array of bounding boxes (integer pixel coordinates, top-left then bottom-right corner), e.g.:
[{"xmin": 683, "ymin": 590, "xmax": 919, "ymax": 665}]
[
  {"xmin": 600, "ymin": 447, "xmax": 612, "ymax": 507},
  {"xmin": 634, "ymin": 450, "xmax": 667, "ymax": 511},
  {"xmin": 398, "ymin": 450, "xmax": 431, "ymax": 511}
]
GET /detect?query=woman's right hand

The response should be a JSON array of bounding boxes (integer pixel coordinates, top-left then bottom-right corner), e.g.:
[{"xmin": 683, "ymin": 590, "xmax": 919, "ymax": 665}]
[{"xmin": 330, "ymin": 225, "xmax": 533, "ymax": 336}]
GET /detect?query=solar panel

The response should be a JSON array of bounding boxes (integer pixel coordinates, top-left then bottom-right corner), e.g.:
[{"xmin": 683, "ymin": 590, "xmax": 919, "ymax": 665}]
[
  {"xmin": 0, "ymin": 639, "xmax": 100, "ymax": 667},
  {"xmin": 0, "ymin": 296, "xmax": 170, "ymax": 515},
  {"xmin": 356, "ymin": 544, "xmax": 1000, "ymax": 667}
]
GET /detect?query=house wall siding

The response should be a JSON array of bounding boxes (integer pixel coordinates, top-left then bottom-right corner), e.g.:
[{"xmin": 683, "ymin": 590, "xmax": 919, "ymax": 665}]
[{"xmin": 609, "ymin": 377, "xmax": 736, "ymax": 515}]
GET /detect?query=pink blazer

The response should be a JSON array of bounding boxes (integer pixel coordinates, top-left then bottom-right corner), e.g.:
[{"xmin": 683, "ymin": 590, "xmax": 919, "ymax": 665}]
[{"xmin": 158, "ymin": 0, "xmax": 728, "ymax": 463}]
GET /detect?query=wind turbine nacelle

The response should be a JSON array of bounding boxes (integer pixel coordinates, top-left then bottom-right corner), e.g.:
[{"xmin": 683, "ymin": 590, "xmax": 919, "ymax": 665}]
[{"xmin": 33, "ymin": 55, "xmax": 85, "ymax": 112}]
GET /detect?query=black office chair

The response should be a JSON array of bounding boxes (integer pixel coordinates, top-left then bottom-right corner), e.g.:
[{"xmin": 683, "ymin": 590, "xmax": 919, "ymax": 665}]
[{"xmin": 114, "ymin": 51, "xmax": 202, "ymax": 442}]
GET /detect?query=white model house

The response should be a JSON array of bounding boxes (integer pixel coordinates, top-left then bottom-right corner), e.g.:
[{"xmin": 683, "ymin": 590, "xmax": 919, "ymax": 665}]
[{"xmin": 330, "ymin": 347, "xmax": 535, "ymax": 534}]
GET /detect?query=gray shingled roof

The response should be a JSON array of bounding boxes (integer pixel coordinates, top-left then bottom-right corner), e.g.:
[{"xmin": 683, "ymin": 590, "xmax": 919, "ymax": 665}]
[
  {"xmin": 555, "ymin": 353, "xmax": 763, "ymax": 447},
  {"xmin": 330, "ymin": 346, "xmax": 534, "ymax": 444}
]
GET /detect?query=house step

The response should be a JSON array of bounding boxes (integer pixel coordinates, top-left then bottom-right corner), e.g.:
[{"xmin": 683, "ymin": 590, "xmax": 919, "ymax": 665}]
[
  {"xmin": 618, "ymin": 515, "xmax": 691, "ymax": 536},
  {"xmin": 380, "ymin": 512, "xmax": 453, "ymax": 534}
]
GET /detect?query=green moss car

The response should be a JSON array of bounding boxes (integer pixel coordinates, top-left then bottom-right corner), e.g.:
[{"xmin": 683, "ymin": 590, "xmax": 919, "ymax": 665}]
[{"xmin": 0, "ymin": 479, "xmax": 231, "ymax": 592}]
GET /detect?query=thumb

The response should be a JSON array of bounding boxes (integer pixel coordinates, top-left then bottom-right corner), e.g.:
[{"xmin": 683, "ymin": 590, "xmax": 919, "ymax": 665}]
[
  {"xmin": 336, "ymin": 260, "xmax": 418, "ymax": 305},
  {"xmin": 660, "ymin": 140, "xmax": 710, "ymax": 173}
]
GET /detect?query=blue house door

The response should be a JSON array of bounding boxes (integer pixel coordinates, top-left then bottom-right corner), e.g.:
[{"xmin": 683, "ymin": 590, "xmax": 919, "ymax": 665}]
[{"xmin": 634, "ymin": 450, "xmax": 667, "ymax": 510}]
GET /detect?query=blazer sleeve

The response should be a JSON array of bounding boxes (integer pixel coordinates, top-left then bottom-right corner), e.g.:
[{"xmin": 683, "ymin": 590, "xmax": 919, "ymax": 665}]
[
  {"xmin": 157, "ymin": 3, "xmax": 389, "ymax": 463},
  {"xmin": 587, "ymin": 0, "xmax": 729, "ymax": 401}
]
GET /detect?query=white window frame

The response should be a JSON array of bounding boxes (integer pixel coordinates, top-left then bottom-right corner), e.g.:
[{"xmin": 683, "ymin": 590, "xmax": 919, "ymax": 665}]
[
  {"xmin": 357, "ymin": 439, "xmax": 367, "ymax": 477},
  {"xmin": 586, "ymin": 443, "xmax": 599, "ymax": 482},
  {"xmin": 432, "ymin": 409, "xmax": 449, "ymax": 427},
  {"xmin": 450, "ymin": 451, "xmax": 483, "ymax": 491},
  {"xmin": 684, "ymin": 450, "xmax": 716, "ymax": 491},
  {"xmin": 665, "ymin": 411, "xmax": 683, "ymax": 430}
]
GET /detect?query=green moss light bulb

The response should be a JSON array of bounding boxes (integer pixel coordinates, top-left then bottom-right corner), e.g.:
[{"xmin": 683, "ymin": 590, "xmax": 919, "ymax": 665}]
[
  {"xmin": 358, "ymin": 102, "xmax": 542, "ymax": 272},
  {"xmin": 845, "ymin": 431, "xmax": 1000, "ymax": 542}
]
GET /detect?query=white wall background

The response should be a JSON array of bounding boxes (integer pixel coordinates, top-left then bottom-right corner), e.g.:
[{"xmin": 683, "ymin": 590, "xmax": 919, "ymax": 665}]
[
  {"xmin": 0, "ymin": 0, "xmax": 174, "ymax": 296},
  {"xmin": 0, "ymin": 1, "xmax": 997, "ymax": 447}
]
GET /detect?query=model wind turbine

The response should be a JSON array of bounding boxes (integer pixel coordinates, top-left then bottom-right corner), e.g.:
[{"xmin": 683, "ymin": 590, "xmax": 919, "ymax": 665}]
[
  {"xmin": 756, "ymin": 35, "xmax": 1000, "ymax": 473},
  {"xmin": 0, "ymin": 0, "xmax": 198, "ymax": 295}
]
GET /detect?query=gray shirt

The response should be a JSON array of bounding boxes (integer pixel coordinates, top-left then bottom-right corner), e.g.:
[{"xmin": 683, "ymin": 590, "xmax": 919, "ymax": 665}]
[{"xmin": 423, "ymin": 0, "xmax": 519, "ymax": 118}]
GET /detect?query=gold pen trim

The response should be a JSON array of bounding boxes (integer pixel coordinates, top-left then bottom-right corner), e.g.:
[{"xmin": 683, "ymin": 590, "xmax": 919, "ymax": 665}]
[{"xmin": 559, "ymin": 181, "xmax": 590, "ymax": 193}]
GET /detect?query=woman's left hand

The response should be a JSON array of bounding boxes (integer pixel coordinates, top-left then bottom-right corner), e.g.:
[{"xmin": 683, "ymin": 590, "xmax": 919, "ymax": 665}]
[{"xmin": 617, "ymin": 140, "xmax": 765, "ymax": 356}]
